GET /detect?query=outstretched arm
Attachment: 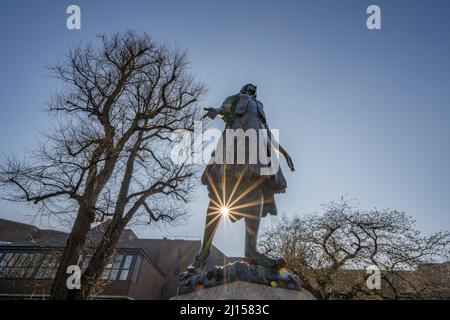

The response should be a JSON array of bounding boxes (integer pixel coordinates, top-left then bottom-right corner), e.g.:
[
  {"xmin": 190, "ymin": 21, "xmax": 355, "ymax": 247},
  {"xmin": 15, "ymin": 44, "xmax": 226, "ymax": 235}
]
[
  {"xmin": 278, "ymin": 144, "xmax": 295, "ymax": 172},
  {"xmin": 267, "ymin": 127, "xmax": 295, "ymax": 172},
  {"xmin": 202, "ymin": 106, "xmax": 227, "ymax": 119},
  {"xmin": 202, "ymin": 95, "xmax": 237, "ymax": 120}
]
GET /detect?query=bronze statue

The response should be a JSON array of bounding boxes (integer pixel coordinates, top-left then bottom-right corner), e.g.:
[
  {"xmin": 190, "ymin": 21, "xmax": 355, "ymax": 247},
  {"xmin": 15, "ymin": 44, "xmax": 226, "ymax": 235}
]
[{"xmin": 180, "ymin": 83, "xmax": 295, "ymax": 281}]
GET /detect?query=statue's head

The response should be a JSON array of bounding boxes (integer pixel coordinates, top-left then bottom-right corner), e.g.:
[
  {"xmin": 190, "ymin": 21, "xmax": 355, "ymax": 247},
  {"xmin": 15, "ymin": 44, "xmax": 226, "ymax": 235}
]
[{"xmin": 240, "ymin": 83, "xmax": 257, "ymax": 98}]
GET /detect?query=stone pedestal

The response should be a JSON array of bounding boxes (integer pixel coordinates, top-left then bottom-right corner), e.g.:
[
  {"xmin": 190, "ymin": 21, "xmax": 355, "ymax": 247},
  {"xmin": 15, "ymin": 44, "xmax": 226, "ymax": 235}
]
[
  {"xmin": 171, "ymin": 281, "xmax": 316, "ymax": 300},
  {"xmin": 175, "ymin": 261, "xmax": 315, "ymax": 300}
]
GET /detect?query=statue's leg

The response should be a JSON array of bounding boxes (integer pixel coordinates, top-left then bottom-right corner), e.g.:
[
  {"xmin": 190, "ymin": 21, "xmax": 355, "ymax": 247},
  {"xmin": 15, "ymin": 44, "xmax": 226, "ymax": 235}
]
[
  {"xmin": 180, "ymin": 200, "xmax": 221, "ymax": 279},
  {"xmin": 244, "ymin": 191, "xmax": 263, "ymax": 258},
  {"xmin": 243, "ymin": 189, "xmax": 287, "ymax": 268},
  {"xmin": 197, "ymin": 200, "xmax": 222, "ymax": 268}
]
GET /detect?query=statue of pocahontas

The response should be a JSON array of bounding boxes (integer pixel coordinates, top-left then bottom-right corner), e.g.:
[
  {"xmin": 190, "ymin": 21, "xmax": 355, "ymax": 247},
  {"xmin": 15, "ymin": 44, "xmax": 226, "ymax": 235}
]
[{"xmin": 180, "ymin": 83, "xmax": 295, "ymax": 280}]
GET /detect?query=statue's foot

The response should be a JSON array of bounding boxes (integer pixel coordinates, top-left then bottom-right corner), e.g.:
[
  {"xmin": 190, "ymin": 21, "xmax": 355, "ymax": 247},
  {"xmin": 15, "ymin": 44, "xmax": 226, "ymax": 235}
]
[
  {"xmin": 178, "ymin": 255, "xmax": 204, "ymax": 283},
  {"xmin": 244, "ymin": 252, "xmax": 287, "ymax": 268}
]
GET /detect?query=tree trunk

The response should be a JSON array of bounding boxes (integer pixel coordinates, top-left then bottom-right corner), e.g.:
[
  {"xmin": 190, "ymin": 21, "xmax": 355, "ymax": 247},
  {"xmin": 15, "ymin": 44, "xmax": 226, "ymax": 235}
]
[
  {"xmin": 70, "ymin": 219, "xmax": 126, "ymax": 300},
  {"xmin": 49, "ymin": 204, "xmax": 95, "ymax": 300}
]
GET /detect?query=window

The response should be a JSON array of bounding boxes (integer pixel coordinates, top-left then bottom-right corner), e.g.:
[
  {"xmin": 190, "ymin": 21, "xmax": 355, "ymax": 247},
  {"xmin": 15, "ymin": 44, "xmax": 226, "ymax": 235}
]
[
  {"xmin": 42, "ymin": 255, "xmax": 59, "ymax": 279},
  {"xmin": 0, "ymin": 253, "xmax": 14, "ymax": 277},
  {"xmin": 101, "ymin": 254, "xmax": 135, "ymax": 281},
  {"xmin": 108, "ymin": 254, "xmax": 123, "ymax": 280},
  {"xmin": 119, "ymin": 255, "xmax": 133, "ymax": 280},
  {"xmin": 101, "ymin": 260, "xmax": 113, "ymax": 280},
  {"xmin": 8, "ymin": 253, "xmax": 25, "ymax": 278},
  {"xmin": 0, "ymin": 251, "xmax": 139, "ymax": 282},
  {"xmin": 0, "ymin": 252, "xmax": 59, "ymax": 280},
  {"xmin": 35, "ymin": 255, "xmax": 53, "ymax": 279},
  {"xmin": 131, "ymin": 255, "xmax": 142, "ymax": 283}
]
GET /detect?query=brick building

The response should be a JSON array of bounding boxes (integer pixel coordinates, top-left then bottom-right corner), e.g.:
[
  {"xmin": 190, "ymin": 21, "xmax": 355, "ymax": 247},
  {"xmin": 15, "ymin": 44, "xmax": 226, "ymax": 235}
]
[{"xmin": 0, "ymin": 218, "xmax": 229, "ymax": 300}]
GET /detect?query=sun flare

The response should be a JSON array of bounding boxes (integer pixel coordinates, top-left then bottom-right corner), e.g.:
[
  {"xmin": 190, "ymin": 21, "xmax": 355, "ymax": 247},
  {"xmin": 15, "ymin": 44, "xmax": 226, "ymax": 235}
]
[
  {"xmin": 220, "ymin": 207, "xmax": 230, "ymax": 217},
  {"xmin": 204, "ymin": 166, "xmax": 266, "ymax": 225}
]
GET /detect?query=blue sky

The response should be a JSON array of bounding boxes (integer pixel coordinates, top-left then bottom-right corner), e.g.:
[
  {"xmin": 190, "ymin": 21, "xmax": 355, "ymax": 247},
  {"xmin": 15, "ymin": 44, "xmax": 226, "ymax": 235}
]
[{"xmin": 0, "ymin": 0, "xmax": 449, "ymax": 256}]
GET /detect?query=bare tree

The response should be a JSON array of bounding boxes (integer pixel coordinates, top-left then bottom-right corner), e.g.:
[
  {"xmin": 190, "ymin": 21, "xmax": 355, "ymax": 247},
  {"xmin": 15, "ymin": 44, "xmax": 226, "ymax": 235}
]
[
  {"xmin": 259, "ymin": 199, "xmax": 450, "ymax": 300},
  {"xmin": 0, "ymin": 31, "xmax": 206, "ymax": 299}
]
